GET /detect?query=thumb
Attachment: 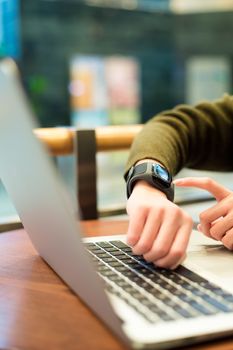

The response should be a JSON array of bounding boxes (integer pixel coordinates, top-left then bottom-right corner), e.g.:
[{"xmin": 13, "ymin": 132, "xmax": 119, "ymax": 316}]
[{"xmin": 174, "ymin": 177, "xmax": 231, "ymax": 202}]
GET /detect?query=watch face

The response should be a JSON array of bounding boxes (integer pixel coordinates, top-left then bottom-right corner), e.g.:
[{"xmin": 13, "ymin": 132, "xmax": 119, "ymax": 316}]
[{"xmin": 152, "ymin": 164, "xmax": 171, "ymax": 184}]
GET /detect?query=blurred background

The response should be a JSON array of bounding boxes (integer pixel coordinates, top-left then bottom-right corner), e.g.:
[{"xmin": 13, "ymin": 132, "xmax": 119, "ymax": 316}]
[{"xmin": 1, "ymin": 0, "xmax": 233, "ymax": 223}]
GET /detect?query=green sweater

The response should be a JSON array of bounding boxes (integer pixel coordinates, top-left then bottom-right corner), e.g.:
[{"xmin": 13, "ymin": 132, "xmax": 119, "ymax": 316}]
[{"xmin": 125, "ymin": 94, "xmax": 233, "ymax": 177}]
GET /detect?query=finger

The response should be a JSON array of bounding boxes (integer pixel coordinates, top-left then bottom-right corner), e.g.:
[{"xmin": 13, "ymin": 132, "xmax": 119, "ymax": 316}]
[
  {"xmin": 170, "ymin": 253, "xmax": 187, "ymax": 270},
  {"xmin": 198, "ymin": 221, "xmax": 218, "ymax": 240},
  {"xmin": 152, "ymin": 220, "xmax": 192, "ymax": 269},
  {"xmin": 174, "ymin": 177, "xmax": 231, "ymax": 201},
  {"xmin": 200, "ymin": 200, "xmax": 227, "ymax": 222},
  {"xmin": 221, "ymin": 228, "xmax": 233, "ymax": 250},
  {"xmin": 197, "ymin": 211, "xmax": 222, "ymax": 238},
  {"xmin": 126, "ymin": 209, "xmax": 147, "ymax": 246},
  {"xmin": 209, "ymin": 214, "xmax": 233, "ymax": 241},
  {"xmin": 132, "ymin": 208, "xmax": 162, "ymax": 255},
  {"xmin": 198, "ymin": 201, "xmax": 230, "ymax": 237},
  {"xmin": 142, "ymin": 211, "xmax": 181, "ymax": 262},
  {"xmin": 197, "ymin": 222, "xmax": 210, "ymax": 238},
  {"xmin": 198, "ymin": 223, "xmax": 215, "ymax": 240}
]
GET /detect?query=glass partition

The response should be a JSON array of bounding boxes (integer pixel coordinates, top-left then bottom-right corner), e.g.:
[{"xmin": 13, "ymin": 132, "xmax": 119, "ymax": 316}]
[{"xmin": 1, "ymin": 0, "xmax": 233, "ymax": 221}]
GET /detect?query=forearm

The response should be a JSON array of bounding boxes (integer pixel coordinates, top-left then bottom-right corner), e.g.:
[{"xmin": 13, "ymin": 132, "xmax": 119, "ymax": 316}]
[{"xmin": 125, "ymin": 94, "xmax": 233, "ymax": 177}]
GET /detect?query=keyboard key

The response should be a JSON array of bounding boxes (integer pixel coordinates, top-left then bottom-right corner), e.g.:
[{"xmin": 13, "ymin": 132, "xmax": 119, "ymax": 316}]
[
  {"xmin": 85, "ymin": 243, "xmax": 97, "ymax": 250},
  {"xmin": 190, "ymin": 301, "xmax": 215, "ymax": 315},
  {"xmin": 175, "ymin": 266, "xmax": 207, "ymax": 283},
  {"xmin": 202, "ymin": 295, "xmax": 233, "ymax": 312},
  {"xmin": 96, "ymin": 242, "xmax": 113, "ymax": 248},
  {"xmin": 109, "ymin": 251, "xmax": 128, "ymax": 257},
  {"xmin": 111, "ymin": 241, "xmax": 129, "ymax": 249},
  {"xmin": 173, "ymin": 306, "xmax": 194, "ymax": 318}
]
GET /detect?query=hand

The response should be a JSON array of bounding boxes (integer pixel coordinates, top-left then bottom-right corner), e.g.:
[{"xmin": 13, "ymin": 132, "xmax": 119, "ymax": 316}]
[
  {"xmin": 126, "ymin": 180, "xmax": 193, "ymax": 269},
  {"xmin": 174, "ymin": 177, "xmax": 233, "ymax": 250}
]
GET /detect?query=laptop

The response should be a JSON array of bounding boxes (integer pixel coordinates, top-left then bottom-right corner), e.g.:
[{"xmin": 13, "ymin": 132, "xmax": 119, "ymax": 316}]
[{"xmin": 0, "ymin": 58, "xmax": 233, "ymax": 349}]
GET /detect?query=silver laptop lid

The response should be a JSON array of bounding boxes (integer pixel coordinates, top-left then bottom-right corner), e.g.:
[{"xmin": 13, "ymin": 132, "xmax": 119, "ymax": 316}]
[{"xmin": 0, "ymin": 59, "xmax": 129, "ymax": 345}]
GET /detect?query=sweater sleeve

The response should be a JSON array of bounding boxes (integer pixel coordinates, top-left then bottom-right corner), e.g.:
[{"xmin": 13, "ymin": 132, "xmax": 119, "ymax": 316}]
[{"xmin": 125, "ymin": 94, "xmax": 233, "ymax": 178}]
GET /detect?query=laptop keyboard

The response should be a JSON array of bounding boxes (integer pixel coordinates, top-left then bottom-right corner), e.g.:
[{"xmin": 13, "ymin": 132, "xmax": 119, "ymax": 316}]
[{"xmin": 85, "ymin": 240, "xmax": 233, "ymax": 323}]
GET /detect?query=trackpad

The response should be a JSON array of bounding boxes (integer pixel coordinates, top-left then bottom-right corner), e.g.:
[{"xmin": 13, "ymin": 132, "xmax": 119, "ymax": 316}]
[{"xmin": 184, "ymin": 230, "xmax": 233, "ymax": 291}]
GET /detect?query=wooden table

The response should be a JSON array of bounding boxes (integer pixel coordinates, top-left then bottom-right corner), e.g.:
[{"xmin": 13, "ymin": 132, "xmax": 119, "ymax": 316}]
[{"xmin": 0, "ymin": 219, "xmax": 233, "ymax": 350}]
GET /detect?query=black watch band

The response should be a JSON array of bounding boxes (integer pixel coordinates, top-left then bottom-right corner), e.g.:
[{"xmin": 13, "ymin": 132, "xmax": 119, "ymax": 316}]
[{"xmin": 126, "ymin": 162, "xmax": 174, "ymax": 201}]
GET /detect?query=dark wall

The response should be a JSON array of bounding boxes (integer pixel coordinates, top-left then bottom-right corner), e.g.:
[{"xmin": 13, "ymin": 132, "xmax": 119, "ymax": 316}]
[
  {"xmin": 20, "ymin": 1, "xmax": 174, "ymax": 126},
  {"xmin": 20, "ymin": 1, "xmax": 233, "ymax": 127},
  {"xmin": 173, "ymin": 12, "xmax": 233, "ymax": 102}
]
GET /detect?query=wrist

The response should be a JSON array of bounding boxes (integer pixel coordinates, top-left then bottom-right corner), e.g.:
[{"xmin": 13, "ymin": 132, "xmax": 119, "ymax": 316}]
[{"xmin": 133, "ymin": 180, "xmax": 167, "ymax": 198}]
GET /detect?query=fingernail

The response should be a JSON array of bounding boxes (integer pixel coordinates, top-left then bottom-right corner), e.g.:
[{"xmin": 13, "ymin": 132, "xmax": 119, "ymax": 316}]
[
  {"xmin": 173, "ymin": 180, "xmax": 183, "ymax": 185},
  {"xmin": 126, "ymin": 236, "xmax": 136, "ymax": 247}
]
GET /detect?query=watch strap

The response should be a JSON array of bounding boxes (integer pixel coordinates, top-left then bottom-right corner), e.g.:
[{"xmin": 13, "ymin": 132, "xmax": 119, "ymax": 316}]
[{"xmin": 126, "ymin": 162, "xmax": 174, "ymax": 201}]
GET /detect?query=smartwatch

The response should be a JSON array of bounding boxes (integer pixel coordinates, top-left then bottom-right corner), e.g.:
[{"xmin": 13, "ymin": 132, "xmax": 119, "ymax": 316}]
[{"xmin": 126, "ymin": 162, "xmax": 174, "ymax": 201}]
